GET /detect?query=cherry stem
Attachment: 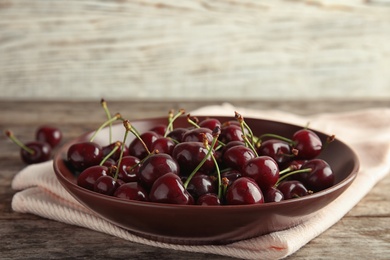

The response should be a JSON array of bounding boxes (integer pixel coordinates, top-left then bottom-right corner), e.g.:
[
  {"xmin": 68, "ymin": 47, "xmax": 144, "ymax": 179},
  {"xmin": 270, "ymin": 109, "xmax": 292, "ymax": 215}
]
[
  {"xmin": 99, "ymin": 141, "xmax": 121, "ymax": 166},
  {"xmin": 124, "ymin": 120, "xmax": 151, "ymax": 155},
  {"xmin": 257, "ymin": 133, "xmax": 294, "ymax": 146},
  {"xmin": 186, "ymin": 114, "xmax": 199, "ymax": 128},
  {"xmin": 101, "ymin": 98, "xmax": 113, "ymax": 144},
  {"xmin": 114, "ymin": 121, "xmax": 132, "ymax": 180},
  {"xmin": 242, "ymin": 134, "xmax": 259, "ymax": 157},
  {"xmin": 164, "ymin": 109, "xmax": 185, "ymax": 137},
  {"xmin": 5, "ymin": 130, "xmax": 35, "ymax": 155},
  {"xmin": 89, "ymin": 113, "xmax": 122, "ymax": 142},
  {"xmin": 183, "ymin": 129, "xmax": 219, "ymax": 190},
  {"xmin": 275, "ymin": 168, "xmax": 312, "ymax": 186},
  {"xmin": 323, "ymin": 134, "xmax": 335, "ymax": 150},
  {"xmin": 221, "ymin": 177, "xmax": 229, "ymax": 198}
]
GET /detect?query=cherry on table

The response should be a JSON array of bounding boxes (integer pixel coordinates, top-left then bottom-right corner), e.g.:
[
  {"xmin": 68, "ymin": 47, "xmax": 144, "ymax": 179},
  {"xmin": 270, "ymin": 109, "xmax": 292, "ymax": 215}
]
[
  {"xmin": 35, "ymin": 125, "xmax": 62, "ymax": 148},
  {"xmin": 5, "ymin": 130, "xmax": 51, "ymax": 164}
]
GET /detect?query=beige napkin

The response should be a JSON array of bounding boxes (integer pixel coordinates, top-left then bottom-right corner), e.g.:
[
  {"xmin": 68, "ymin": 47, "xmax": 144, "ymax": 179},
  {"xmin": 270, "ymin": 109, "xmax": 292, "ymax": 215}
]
[{"xmin": 11, "ymin": 104, "xmax": 390, "ymax": 259}]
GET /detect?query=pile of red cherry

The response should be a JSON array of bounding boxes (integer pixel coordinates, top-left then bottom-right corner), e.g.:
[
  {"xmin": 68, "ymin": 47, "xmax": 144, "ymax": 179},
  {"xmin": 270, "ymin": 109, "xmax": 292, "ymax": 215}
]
[{"xmin": 65, "ymin": 107, "xmax": 336, "ymax": 206}]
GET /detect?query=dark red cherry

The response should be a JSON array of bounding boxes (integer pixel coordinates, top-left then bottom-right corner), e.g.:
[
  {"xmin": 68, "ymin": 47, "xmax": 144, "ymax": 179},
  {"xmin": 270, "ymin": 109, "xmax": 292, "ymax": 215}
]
[
  {"xmin": 263, "ymin": 187, "xmax": 284, "ymax": 203},
  {"xmin": 166, "ymin": 127, "xmax": 188, "ymax": 143},
  {"xmin": 149, "ymin": 124, "xmax": 167, "ymax": 136},
  {"xmin": 277, "ymin": 180, "xmax": 309, "ymax": 200},
  {"xmin": 114, "ymin": 182, "xmax": 149, "ymax": 201},
  {"xmin": 116, "ymin": 155, "xmax": 141, "ymax": 183},
  {"xmin": 5, "ymin": 130, "xmax": 52, "ymax": 164},
  {"xmin": 138, "ymin": 153, "xmax": 180, "ymax": 189},
  {"xmin": 242, "ymin": 156, "xmax": 280, "ymax": 191},
  {"xmin": 172, "ymin": 141, "xmax": 215, "ymax": 176},
  {"xmin": 186, "ymin": 173, "xmax": 216, "ymax": 199},
  {"xmin": 196, "ymin": 193, "xmax": 221, "ymax": 206},
  {"xmin": 220, "ymin": 169, "xmax": 242, "ymax": 186},
  {"xmin": 128, "ymin": 131, "xmax": 159, "ymax": 159},
  {"xmin": 225, "ymin": 177, "xmax": 264, "ymax": 205},
  {"xmin": 182, "ymin": 127, "xmax": 213, "ymax": 144},
  {"xmin": 198, "ymin": 118, "xmax": 221, "ymax": 131},
  {"xmin": 36, "ymin": 125, "xmax": 62, "ymax": 148},
  {"xmin": 292, "ymin": 129, "xmax": 322, "ymax": 160},
  {"xmin": 149, "ymin": 172, "xmax": 194, "ymax": 205},
  {"xmin": 257, "ymin": 139, "xmax": 292, "ymax": 166},
  {"xmin": 67, "ymin": 141, "xmax": 103, "ymax": 171},
  {"xmin": 93, "ymin": 175, "xmax": 120, "ymax": 196},
  {"xmin": 223, "ymin": 145, "xmax": 256, "ymax": 171},
  {"xmin": 150, "ymin": 137, "xmax": 176, "ymax": 155},
  {"xmin": 219, "ymin": 124, "xmax": 244, "ymax": 143},
  {"xmin": 102, "ymin": 142, "xmax": 129, "ymax": 161},
  {"xmin": 77, "ymin": 165, "xmax": 108, "ymax": 191},
  {"xmin": 296, "ymin": 159, "xmax": 335, "ymax": 192},
  {"xmin": 21, "ymin": 142, "xmax": 51, "ymax": 164}
]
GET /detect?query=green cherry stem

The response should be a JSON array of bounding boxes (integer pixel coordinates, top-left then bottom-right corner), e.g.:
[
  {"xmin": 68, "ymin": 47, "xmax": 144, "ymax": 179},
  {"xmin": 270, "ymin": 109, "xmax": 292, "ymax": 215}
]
[
  {"xmin": 275, "ymin": 168, "xmax": 312, "ymax": 187},
  {"xmin": 114, "ymin": 120, "xmax": 132, "ymax": 180},
  {"xmin": 125, "ymin": 120, "xmax": 151, "ymax": 155},
  {"xmin": 5, "ymin": 130, "xmax": 35, "ymax": 154},
  {"xmin": 99, "ymin": 141, "xmax": 121, "ymax": 166},
  {"xmin": 164, "ymin": 109, "xmax": 185, "ymax": 137},
  {"xmin": 183, "ymin": 130, "xmax": 220, "ymax": 190},
  {"xmin": 89, "ymin": 113, "xmax": 122, "ymax": 142},
  {"xmin": 101, "ymin": 98, "xmax": 113, "ymax": 144}
]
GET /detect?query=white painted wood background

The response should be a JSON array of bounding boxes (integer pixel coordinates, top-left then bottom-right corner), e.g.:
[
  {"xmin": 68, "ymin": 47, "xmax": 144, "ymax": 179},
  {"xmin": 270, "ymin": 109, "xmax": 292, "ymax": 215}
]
[{"xmin": 1, "ymin": 0, "xmax": 390, "ymax": 101}]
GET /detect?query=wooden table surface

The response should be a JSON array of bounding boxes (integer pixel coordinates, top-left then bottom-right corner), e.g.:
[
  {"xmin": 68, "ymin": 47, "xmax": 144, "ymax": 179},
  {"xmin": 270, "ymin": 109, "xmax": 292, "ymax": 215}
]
[{"xmin": 1, "ymin": 100, "xmax": 389, "ymax": 259}]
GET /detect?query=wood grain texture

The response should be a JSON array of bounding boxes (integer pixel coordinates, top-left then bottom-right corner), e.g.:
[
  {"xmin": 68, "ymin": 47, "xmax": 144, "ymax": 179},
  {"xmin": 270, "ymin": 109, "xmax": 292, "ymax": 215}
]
[
  {"xmin": 0, "ymin": 100, "xmax": 389, "ymax": 259},
  {"xmin": 1, "ymin": 0, "xmax": 390, "ymax": 101}
]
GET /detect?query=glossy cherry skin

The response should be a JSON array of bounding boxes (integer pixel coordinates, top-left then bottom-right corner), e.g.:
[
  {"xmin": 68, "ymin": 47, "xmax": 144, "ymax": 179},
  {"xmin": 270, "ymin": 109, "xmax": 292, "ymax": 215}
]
[
  {"xmin": 114, "ymin": 182, "xmax": 149, "ymax": 201},
  {"xmin": 196, "ymin": 193, "xmax": 221, "ymax": 206},
  {"xmin": 149, "ymin": 172, "xmax": 194, "ymax": 205},
  {"xmin": 166, "ymin": 127, "xmax": 188, "ymax": 143},
  {"xmin": 277, "ymin": 180, "xmax": 309, "ymax": 200},
  {"xmin": 77, "ymin": 165, "xmax": 108, "ymax": 191},
  {"xmin": 220, "ymin": 169, "xmax": 242, "ymax": 186},
  {"xmin": 36, "ymin": 125, "xmax": 62, "ymax": 148},
  {"xmin": 172, "ymin": 141, "xmax": 215, "ymax": 176},
  {"xmin": 182, "ymin": 127, "xmax": 213, "ymax": 144},
  {"xmin": 150, "ymin": 137, "xmax": 176, "ymax": 155},
  {"xmin": 263, "ymin": 187, "xmax": 284, "ymax": 203},
  {"xmin": 225, "ymin": 177, "xmax": 264, "ymax": 205},
  {"xmin": 293, "ymin": 129, "xmax": 322, "ymax": 160},
  {"xmin": 242, "ymin": 156, "xmax": 280, "ymax": 191},
  {"xmin": 128, "ymin": 131, "xmax": 159, "ymax": 159},
  {"xmin": 198, "ymin": 118, "xmax": 221, "ymax": 131},
  {"xmin": 222, "ymin": 145, "xmax": 256, "ymax": 171},
  {"xmin": 219, "ymin": 124, "xmax": 244, "ymax": 144},
  {"xmin": 67, "ymin": 141, "xmax": 103, "ymax": 171},
  {"xmin": 138, "ymin": 153, "xmax": 180, "ymax": 189},
  {"xmin": 20, "ymin": 141, "xmax": 51, "ymax": 164},
  {"xmin": 93, "ymin": 175, "xmax": 121, "ymax": 196},
  {"xmin": 186, "ymin": 173, "xmax": 216, "ymax": 199},
  {"xmin": 116, "ymin": 155, "xmax": 141, "ymax": 183},
  {"xmin": 257, "ymin": 139, "xmax": 292, "ymax": 166},
  {"xmin": 149, "ymin": 124, "xmax": 167, "ymax": 136},
  {"xmin": 296, "ymin": 159, "xmax": 335, "ymax": 192}
]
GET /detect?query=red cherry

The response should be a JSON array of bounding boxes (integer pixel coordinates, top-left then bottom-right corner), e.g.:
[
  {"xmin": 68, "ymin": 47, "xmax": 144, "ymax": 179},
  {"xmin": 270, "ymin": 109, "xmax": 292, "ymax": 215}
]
[
  {"xmin": 296, "ymin": 159, "xmax": 335, "ymax": 192},
  {"xmin": 5, "ymin": 130, "xmax": 51, "ymax": 164},
  {"xmin": 67, "ymin": 141, "xmax": 103, "ymax": 171},
  {"xmin": 186, "ymin": 173, "xmax": 216, "ymax": 199},
  {"xmin": 149, "ymin": 172, "xmax": 194, "ymax": 205},
  {"xmin": 219, "ymin": 124, "xmax": 244, "ymax": 143},
  {"xmin": 222, "ymin": 145, "xmax": 256, "ymax": 171},
  {"xmin": 116, "ymin": 155, "xmax": 141, "ymax": 183},
  {"xmin": 77, "ymin": 165, "xmax": 108, "ymax": 191},
  {"xmin": 277, "ymin": 180, "xmax": 309, "ymax": 200},
  {"xmin": 93, "ymin": 175, "xmax": 121, "ymax": 196},
  {"xmin": 257, "ymin": 139, "xmax": 292, "ymax": 166},
  {"xmin": 263, "ymin": 187, "xmax": 284, "ymax": 203},
  {"xmin": 196, "ymin": 193, "xmax": 221, "ymax": 206},
  {"xmin": 36, "ymin": 125, "xmax": 62, "ymax": 148},
  {"xmin": 225, "ymin": 177, "xmax": 264, "ymax": 205},
  {"xmin": 114, "ymin": 182, "xmax": 149, "ymax": 201},
  {"xmin": 242, "ymin": 156, "xmax": 280, "ymax": 191},
  {"xmin": 102, "ymin": 142, "xmax": 129, "ymax": 161},
  {"xmin": 292, "ymin": 129, "xmax": 322, "ymax": 160},
  {"xmin": 138, "ymin": 153, "xmax": 180, "ymax": 189},
  {"xmin": 128, "ymin": 131, "xmax": 159, "ymax": 159},
  {"xmin": 198, "ymin": 118, "xmax": 221, "ymax": 131},
  {"xmin": 150, "ymin": 137, "xmax": 176, "ymax": 155}
]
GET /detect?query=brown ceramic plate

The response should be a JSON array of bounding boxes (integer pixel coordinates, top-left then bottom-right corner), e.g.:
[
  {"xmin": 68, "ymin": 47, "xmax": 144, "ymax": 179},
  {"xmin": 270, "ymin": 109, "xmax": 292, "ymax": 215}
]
[{"xmin": 53, "ymin": 116, "xmax": 359, "ymax": 245}]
